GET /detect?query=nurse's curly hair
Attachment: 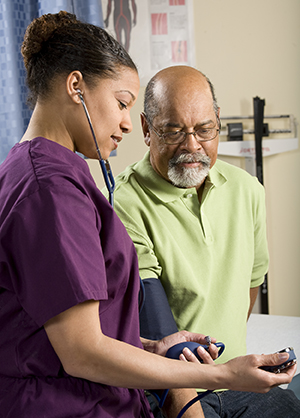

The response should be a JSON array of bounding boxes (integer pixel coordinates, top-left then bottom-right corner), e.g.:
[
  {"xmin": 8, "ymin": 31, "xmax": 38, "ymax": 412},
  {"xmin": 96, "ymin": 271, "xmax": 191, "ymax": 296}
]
[{"xmin": 21, "ymin": 10, "xmax": 137, "ymax": 107}]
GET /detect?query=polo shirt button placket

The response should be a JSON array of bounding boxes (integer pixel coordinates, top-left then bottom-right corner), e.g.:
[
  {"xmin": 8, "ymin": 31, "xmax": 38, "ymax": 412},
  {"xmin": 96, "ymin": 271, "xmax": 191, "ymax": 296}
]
[{"xmin": 206, "ymin": 236, "xmax": 213, "ymax": 244}]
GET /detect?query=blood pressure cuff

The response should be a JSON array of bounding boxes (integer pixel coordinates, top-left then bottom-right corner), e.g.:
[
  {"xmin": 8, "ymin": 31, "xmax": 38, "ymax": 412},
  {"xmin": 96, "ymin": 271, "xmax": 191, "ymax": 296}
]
[{"xmin": 139, "ymin": 278, "xmax": 178, "ymax": 340}]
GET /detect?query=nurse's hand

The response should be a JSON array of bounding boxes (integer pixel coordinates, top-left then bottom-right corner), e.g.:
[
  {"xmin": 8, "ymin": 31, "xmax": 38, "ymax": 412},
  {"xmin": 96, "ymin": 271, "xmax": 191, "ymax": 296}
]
[
  {"xmin": 179, "ymin": 344, "xmax": 217, "ymax": 365},
  {"xmin": 220, "ymin": 353, "xmax": 297, "ymax": 392},
  {"xmin": 141, "ymin": 330, "xmax": 219, "ymax": 362}
]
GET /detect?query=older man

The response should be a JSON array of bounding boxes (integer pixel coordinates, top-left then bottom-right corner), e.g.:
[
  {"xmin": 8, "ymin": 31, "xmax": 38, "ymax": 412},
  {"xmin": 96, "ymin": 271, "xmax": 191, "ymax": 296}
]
[{"xmin": 108, "ymin": 66, "xmax": 299, "ymax": 417}]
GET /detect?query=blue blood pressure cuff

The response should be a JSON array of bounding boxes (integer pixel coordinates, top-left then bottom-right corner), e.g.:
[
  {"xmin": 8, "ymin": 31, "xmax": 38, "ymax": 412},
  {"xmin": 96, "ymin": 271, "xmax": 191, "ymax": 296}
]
[{"xmin": 139, "ymin": 278, "xmax": 178, "ymax": 340}]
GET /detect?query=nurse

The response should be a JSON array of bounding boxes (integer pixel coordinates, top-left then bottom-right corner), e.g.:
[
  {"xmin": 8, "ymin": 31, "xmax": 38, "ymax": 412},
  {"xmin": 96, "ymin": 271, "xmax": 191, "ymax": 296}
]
[{"xmin": 0, "ymin": 10, "xmax": 296, "ymax": 418}]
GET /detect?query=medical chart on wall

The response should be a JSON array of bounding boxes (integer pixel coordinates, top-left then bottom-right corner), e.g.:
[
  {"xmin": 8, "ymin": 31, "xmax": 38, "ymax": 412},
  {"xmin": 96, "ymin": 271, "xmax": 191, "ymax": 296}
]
[{"xmin": 101, "ymin": 0, "xmax": 195, "ymax": 86}]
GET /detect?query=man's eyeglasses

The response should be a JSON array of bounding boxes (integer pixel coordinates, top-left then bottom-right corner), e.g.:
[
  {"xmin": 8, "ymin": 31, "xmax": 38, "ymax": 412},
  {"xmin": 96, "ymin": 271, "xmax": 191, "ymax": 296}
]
[{"xmin": 148, "ymin": 120, "xmax": 220, "ymax": 145}]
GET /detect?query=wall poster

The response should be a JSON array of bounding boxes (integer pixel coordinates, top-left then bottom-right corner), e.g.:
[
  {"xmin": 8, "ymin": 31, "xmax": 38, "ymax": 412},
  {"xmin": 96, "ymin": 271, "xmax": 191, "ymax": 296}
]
[{"xmin": 101, "ymin": 0, "xmax": 195, "ymax": 86}]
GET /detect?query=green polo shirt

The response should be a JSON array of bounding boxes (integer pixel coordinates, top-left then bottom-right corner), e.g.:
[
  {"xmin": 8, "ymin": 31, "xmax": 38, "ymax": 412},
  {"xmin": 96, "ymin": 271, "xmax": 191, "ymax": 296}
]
[{"xmin": 108, "ymin": 151, "xmax": 268, "ymax": 363}]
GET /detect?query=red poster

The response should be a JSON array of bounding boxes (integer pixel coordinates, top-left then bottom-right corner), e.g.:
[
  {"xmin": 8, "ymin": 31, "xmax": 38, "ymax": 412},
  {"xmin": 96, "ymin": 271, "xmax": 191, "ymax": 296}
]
[{"xmin": 151, "ymin": 13, "xmax": 168, "ymax": 35}]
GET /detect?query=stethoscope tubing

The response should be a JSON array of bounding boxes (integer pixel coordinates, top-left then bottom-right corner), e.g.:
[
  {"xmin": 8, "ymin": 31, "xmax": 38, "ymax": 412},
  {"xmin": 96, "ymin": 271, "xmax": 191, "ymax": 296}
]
[{"xmin": 77, "ymin": 91, "xmax": 115, "ymax": 206}]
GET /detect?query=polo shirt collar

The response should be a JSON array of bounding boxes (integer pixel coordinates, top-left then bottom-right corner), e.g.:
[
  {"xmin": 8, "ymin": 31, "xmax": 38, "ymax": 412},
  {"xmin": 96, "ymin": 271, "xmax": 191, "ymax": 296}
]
[{"xmin": 135, "ymin": 151, "xmax": 227, "ymax": 203}]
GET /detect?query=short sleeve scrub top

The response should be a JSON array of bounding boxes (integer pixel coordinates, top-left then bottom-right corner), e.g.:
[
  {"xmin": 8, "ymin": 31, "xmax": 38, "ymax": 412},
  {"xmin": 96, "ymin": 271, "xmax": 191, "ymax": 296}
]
[{"xmin": 0, "ymin": 137, "xmax": 153, "ymax": 418}]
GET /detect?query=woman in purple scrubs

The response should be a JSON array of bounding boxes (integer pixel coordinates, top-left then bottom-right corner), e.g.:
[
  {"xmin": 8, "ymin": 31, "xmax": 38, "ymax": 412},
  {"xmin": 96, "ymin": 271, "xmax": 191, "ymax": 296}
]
[{"xmin": 0, "ymin": 11, "xmax": 296, "ymax": 418}]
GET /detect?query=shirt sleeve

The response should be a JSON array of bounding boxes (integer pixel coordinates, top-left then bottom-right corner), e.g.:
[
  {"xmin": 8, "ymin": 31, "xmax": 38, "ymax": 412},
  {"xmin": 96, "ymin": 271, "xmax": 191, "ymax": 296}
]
[
  {"xmin": 112, "ymin": 202, "xmax": 162, "ymax": 281},
  {"xmin": 4, "ymin": 184, "xmax": 108, "ymax": 326}
]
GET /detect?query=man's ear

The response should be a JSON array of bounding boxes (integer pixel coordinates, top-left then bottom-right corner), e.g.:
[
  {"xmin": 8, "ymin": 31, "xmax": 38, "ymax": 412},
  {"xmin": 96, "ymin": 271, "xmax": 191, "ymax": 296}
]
[
  {"xmin": 217, "ymin": 107, "xmax": 221, "ymax": 128},
  {"xmin": 140, "ymin": 112, "xmax": 151, "ymax": 147},
  {"xmin": 66, "ymin": 71, "xmax": 84, "ymax": 104}
]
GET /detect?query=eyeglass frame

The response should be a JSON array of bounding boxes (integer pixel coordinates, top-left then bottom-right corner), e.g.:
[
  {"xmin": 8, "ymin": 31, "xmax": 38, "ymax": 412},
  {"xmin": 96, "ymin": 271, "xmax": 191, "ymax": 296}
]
[{"xmin": 145, "ymin": 115, "xmax": 221, "ymax": 145}]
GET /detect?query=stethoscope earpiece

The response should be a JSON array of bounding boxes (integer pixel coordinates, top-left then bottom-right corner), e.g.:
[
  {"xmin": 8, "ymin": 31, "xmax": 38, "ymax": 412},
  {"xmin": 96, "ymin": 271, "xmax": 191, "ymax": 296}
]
[{"xmin": 76, "ymin": 89, "xmax": 83, "ymax": 100}]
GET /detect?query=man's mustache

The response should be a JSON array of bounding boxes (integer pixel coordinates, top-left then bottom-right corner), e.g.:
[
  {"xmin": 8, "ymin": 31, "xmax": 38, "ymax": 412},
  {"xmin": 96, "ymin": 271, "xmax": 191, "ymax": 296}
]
[{"xmin": 169, "ymin": 152, "xmax": 211, "ymax": 166}]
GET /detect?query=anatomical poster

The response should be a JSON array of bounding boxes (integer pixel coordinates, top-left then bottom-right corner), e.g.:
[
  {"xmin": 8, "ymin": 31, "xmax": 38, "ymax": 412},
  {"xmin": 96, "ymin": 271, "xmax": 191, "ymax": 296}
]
[{"xmin": 101, "ymin": 0, "xmax": 195, "ymax": 85}]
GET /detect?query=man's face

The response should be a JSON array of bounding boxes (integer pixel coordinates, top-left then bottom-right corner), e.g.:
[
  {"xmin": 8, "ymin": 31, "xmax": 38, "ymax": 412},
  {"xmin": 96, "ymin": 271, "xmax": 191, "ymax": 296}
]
[{"xmin": 143, "ymin": 74, "xmax": 219, "ymax": 190}]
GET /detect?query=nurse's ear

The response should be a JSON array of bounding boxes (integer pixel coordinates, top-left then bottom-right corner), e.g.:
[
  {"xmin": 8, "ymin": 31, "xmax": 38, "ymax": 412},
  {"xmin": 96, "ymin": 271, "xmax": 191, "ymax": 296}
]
[
  {"xmin": 66, "ymin": 70, "xmax": 84, "ymax": 104},
  {"xmin": 141, "ymin": 112, "xmax": 151, "ymax": 147}
]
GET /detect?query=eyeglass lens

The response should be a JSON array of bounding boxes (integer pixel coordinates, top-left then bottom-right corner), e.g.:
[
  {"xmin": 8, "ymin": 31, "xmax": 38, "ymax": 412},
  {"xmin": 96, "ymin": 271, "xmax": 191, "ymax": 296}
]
[{"xmin": 163, "ymin": 128, "xmax": 218, "ymax": 144}]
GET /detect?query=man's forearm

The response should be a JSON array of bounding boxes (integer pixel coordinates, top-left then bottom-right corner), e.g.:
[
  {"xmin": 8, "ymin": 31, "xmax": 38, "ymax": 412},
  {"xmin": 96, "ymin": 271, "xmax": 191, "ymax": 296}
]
[{"xmin": 162, "ymin": 389, "xmax": 204, "ymax": 418}]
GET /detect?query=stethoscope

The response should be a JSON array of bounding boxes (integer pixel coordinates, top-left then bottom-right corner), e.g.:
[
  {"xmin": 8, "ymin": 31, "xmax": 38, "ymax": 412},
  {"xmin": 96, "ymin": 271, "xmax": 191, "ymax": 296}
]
[
  {"xmin": 76, "ymin": 89, "xmax": 115, "ymax": 207},
  {"xmin": 76, "ymin": 89, "xmax": 145, "ymax": 311}
]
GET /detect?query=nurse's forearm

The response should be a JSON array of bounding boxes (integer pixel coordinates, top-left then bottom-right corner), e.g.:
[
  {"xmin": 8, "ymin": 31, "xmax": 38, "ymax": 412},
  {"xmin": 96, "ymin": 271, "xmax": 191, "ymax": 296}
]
[
  {"xmin": 44, "ymin": 300, "xmax": 295, "ymax": 392},
  {"xmin": 44, "ymin": 301, "xmax": 217, "ymax": 389}
]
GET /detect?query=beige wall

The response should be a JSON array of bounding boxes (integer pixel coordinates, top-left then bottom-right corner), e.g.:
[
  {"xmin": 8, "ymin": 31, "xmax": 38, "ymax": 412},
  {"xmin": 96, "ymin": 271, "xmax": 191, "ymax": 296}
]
[{"xmin": 88, "ymin": 0, "xmax": 300, "ymax": 316}]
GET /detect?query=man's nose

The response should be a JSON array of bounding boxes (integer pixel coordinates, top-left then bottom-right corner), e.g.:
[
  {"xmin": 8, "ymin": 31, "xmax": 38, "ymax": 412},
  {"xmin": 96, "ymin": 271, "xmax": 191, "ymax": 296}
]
[{"xmin": 180, "ymin": 132, "xmax": 202, "ymax": 152}]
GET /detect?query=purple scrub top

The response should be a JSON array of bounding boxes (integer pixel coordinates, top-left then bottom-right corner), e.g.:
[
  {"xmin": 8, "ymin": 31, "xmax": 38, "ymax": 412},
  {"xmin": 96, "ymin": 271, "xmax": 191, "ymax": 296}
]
[{"xmin": 0, "ymin": 137, "xmax": 153, "ymax": 417}]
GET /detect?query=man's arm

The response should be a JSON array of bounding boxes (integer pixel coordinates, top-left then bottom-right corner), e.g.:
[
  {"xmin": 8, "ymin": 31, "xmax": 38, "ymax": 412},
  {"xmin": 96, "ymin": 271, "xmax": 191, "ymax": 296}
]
[
  {"xmin": 248, "ymin": 286, "xmax": 259, "ymax": 319},
  {"xmin": 162, "ymin": 389, "xmax": 204, "ymax": 418},
  {"xmin": 140, "ymin": 279, "xmax": 210, "ymax": 418},
  {"xmin": 139, "ymin": 278, "xmax": 178, "ymax": 340}
]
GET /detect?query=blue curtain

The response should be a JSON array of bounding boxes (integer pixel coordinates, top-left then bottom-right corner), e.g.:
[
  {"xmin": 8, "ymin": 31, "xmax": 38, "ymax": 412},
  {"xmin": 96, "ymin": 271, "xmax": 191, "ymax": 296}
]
[{"xmin": 0, "ymin": 0, "xmax": 103, "ymax": 164}]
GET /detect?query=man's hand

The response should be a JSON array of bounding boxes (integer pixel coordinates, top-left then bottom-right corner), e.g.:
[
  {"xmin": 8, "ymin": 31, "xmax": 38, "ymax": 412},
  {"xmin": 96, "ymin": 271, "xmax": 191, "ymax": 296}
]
[
  {"xmin": 141, "ymin": 330, "xmax": 219, "ymax": 361},
  {"xmin": 141, "ymin": 331, "xmax": 218, "ymax": 418}
]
